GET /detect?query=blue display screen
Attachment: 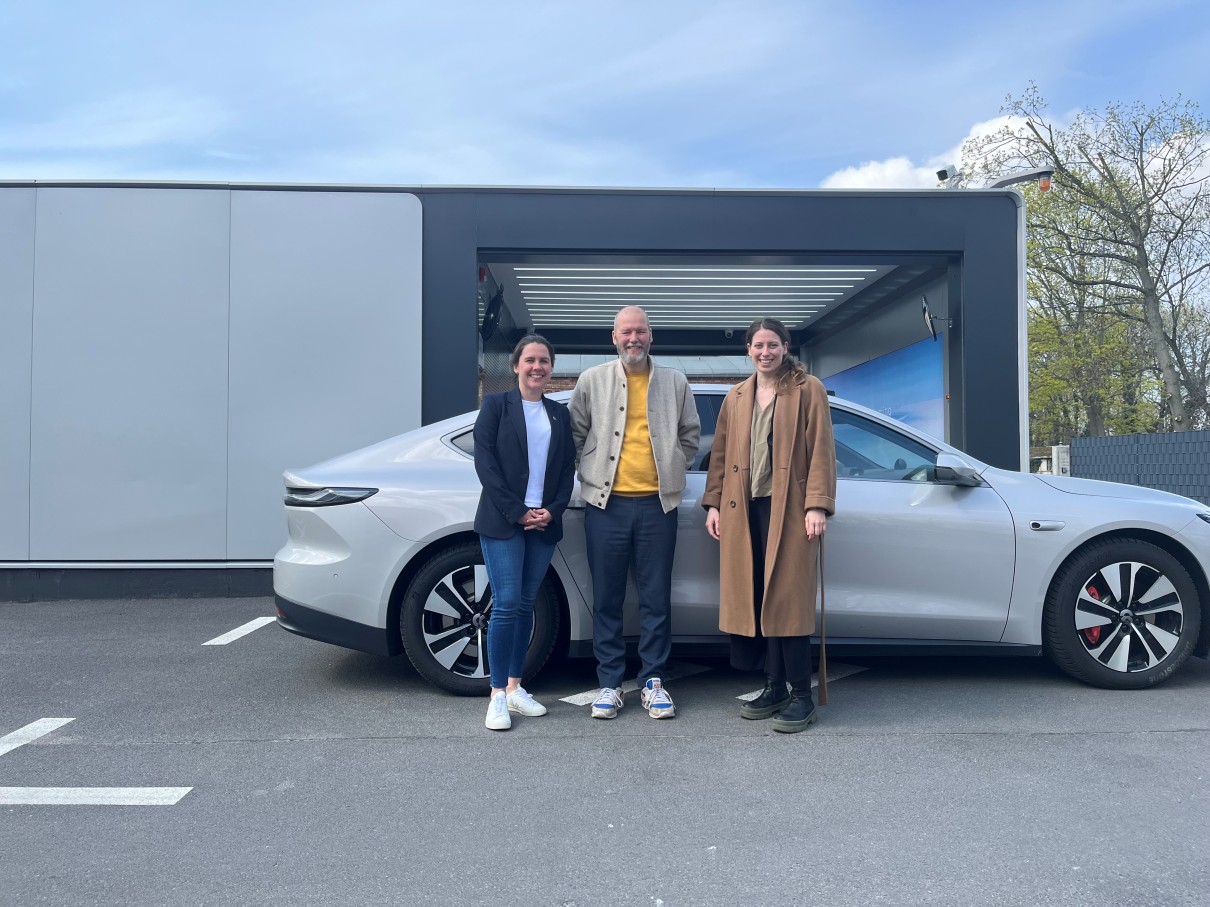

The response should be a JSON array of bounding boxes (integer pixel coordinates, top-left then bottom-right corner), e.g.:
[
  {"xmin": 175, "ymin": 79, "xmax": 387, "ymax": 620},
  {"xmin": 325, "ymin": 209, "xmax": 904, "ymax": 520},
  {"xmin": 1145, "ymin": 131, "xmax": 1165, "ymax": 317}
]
[{"xmin": 823, "ymin": 334, "xmax": 945, "ymax": 441}]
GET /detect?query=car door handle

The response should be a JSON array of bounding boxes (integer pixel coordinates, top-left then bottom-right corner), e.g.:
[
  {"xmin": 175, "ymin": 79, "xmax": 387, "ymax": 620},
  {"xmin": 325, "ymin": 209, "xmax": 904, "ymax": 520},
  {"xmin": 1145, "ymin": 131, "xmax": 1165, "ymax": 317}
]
[{"xmin": 1029, "ymin": 520, "xmax": 1065, "ymax": 531}]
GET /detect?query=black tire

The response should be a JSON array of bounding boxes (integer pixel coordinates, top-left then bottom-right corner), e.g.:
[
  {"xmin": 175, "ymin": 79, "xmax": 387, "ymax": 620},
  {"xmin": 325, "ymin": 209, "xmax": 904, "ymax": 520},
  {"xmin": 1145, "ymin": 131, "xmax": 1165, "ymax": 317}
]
[
  {"xmin": 398, "ymin": 541, "xmax": 560, "ymax": 696},
  {"xmin": 1043, "ymin": 538, "xmax": 1201, "ymax": 689}
]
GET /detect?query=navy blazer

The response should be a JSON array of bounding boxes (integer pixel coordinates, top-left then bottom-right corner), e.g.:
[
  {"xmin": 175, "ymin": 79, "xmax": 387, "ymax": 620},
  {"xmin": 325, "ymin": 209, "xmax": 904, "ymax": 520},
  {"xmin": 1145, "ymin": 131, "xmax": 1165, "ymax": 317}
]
[{"xmin": 473, "ymin": 388, "xmax": 576, "ymax": 542}]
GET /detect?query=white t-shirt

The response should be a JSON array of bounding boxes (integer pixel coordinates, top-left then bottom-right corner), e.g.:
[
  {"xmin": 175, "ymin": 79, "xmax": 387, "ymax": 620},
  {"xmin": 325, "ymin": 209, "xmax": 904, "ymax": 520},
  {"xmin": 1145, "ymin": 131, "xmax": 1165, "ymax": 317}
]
[{"xmin": 522, "ymin": 399, "xmax": 551, "ymax": 508}]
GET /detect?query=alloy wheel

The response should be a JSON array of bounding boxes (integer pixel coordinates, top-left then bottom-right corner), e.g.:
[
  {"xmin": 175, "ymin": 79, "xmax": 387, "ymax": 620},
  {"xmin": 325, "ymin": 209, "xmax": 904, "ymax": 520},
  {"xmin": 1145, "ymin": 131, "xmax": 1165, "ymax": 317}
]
[
  {"xmin": 1074, "ymin": 560, "xmax": 1185, "ymax": 673},
  {"xmin": 420, "ymin": 564, "xmax": 492, "ymax": 679}
]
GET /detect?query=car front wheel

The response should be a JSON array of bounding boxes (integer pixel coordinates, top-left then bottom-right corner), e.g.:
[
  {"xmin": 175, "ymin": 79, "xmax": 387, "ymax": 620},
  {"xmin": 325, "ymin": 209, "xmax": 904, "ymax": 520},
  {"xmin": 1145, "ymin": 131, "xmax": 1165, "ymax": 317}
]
[
  {"xmin": 1043, "ymin": 538, "xmax": 1201, "ymax": 689},
  {"xmin": 399, "ymin": 541, "xmax": 560, "ymax": 696}
]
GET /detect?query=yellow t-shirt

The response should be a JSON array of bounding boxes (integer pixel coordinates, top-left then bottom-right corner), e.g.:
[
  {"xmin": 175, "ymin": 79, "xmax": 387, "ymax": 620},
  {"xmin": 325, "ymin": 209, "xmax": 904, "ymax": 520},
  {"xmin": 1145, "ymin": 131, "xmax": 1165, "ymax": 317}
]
[{"xmin": 612, "ymin": 367, "xmax": 660, "ymax": 494}]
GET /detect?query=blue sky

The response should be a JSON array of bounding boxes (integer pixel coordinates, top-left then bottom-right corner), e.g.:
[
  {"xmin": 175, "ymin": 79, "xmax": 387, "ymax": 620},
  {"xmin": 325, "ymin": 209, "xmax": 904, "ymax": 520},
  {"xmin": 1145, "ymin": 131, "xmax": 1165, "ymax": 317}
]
[{"xmin": 1, "ymin": 0, "xmax": 1207, "ymax": 188}]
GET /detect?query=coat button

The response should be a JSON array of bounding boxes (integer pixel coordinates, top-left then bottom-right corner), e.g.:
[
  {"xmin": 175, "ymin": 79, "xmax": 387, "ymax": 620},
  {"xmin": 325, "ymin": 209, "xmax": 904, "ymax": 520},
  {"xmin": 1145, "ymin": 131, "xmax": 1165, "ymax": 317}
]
[
  {"xmin": 614, "ymin": 431, "xmax": 620, "ymax": 436},
  {"xmin": 619, "ymin": 406, "xmax": 625, "ymax": 411},
  {"xmin": 732, "ymin": 465, "xmax": 738, "ymax": 472},
  {"xmin": 609, "ymin": 456, "xmax": 615, "ymax": 461},
  {"xmin": 729, "ymin": 501, "xmax": 736, "ymax": 508}
]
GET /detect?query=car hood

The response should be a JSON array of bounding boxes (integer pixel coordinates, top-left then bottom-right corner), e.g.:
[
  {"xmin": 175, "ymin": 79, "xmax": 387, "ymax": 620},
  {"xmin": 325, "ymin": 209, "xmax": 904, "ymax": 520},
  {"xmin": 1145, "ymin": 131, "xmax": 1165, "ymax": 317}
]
[{"xmin": 1035, "ymin": 474, "xmax": 1200, "ymax": 506}]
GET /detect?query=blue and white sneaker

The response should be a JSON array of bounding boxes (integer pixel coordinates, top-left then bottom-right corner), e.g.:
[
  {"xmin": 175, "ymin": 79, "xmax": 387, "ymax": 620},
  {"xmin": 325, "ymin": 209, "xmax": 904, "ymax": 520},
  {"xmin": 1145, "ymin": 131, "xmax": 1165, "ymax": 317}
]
[
  {"xmin": 591, "ymin": 687, "xmax": 624, "ymax": 719},
  {"xmin": 641, "ymin": 678, "xmax": 675, "ymax": 719}
]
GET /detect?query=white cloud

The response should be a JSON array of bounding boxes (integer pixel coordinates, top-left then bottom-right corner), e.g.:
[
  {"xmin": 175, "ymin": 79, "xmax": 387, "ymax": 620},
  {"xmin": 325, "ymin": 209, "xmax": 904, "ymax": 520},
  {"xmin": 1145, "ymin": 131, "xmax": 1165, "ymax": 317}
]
[
  {"xmin": 819, "ymin": 157, "xmax": 938, "ymax": 190},
  {"xmin": 819, "ymin": 115, "xmax": 1026, "ymax": 189}
]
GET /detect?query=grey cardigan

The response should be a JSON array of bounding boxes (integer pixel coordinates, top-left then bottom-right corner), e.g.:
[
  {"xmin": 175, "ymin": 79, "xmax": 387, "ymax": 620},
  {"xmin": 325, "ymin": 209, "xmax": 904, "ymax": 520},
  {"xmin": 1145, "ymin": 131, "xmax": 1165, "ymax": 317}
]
[{"xmin": 568, "ymin": 358, "xmax": 701, "ymax": 513}]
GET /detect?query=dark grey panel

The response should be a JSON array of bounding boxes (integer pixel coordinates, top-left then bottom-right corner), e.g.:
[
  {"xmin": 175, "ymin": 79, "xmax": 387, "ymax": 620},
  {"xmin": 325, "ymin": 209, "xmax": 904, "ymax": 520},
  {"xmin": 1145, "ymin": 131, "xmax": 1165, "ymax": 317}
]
[
  {"xmin": 420, "ymin": 188, "xmax": 1022, "ymax": 469},
  {"xmin": 1071, "ymin": 431, "xmax": 1210, "ymax": 505},
  {"xmin": 954, "ymin": 196, "xmax": 1023, "ymax": 468},
  {"xmin": 0, "ymin": 567, "xmax": 271, "ymax": 602},
  {"xmin": 419, "ymin": 194, "xmax": 479, "ymax": 424}
]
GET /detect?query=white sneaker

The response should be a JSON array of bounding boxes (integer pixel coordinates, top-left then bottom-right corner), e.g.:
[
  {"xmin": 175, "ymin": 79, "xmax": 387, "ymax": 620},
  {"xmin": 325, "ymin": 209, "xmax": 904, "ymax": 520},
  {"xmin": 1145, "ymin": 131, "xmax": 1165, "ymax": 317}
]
[
  {"xmin": 641, "ymin": 678, "xmax": 675, "ymax": 719},
  {"xmin": 485, "ymin": 691, "xmax": 511, "ymax": 730},
  {"xmin": 506, "ymin": 686, "xmax": 548, "ymax": 717},
  {"xmin": 591, "ymin": 687, "xmax": 624, "ymax": 719}
]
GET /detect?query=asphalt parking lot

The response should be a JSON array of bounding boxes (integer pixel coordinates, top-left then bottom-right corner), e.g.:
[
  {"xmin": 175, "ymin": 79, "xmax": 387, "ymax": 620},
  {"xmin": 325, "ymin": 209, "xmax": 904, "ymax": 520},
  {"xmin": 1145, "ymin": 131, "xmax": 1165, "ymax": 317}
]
[{"xmin": 2, "ymin": 596, "xmax": 1208, "ymax": 906}]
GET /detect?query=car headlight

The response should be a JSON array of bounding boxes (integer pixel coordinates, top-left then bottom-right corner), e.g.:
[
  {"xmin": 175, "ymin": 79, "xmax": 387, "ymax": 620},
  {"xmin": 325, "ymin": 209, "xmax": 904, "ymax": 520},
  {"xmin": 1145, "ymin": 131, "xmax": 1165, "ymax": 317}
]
[
  {"xmin": 1198, "ymin": 513, "xmax": 1210, "ymax": 524},
  {"xmin": 284, "ymin": 487, "xmax": 378, "ymax": 507}
]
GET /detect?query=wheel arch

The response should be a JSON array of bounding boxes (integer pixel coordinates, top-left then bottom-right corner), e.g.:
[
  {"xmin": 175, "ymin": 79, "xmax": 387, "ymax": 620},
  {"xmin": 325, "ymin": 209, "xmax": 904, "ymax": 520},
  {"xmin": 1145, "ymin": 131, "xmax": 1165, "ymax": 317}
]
[
  {"xmin": 1047, "ymin": 528, "xmax": 1210, "ymax": 658},
  {"xmin": 385, "ymin": 530, "xmax": 573, "ymax": 658}
]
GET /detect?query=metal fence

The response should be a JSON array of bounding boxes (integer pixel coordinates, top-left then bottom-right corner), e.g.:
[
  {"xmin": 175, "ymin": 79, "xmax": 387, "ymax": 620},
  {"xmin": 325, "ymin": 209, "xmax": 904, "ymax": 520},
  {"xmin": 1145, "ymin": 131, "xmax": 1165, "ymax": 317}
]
[{"xmin": 1070, "ymin": 431, "xmax": 1210, "ymax": 505}]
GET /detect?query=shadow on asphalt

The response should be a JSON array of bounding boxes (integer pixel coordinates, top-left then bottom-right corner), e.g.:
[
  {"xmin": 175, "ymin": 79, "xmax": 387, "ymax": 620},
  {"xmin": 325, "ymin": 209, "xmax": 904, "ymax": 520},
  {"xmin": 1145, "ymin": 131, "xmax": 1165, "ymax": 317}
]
[{"xmin": 293, "ymin": 635, "xmax": 1210, "ymax": 696}]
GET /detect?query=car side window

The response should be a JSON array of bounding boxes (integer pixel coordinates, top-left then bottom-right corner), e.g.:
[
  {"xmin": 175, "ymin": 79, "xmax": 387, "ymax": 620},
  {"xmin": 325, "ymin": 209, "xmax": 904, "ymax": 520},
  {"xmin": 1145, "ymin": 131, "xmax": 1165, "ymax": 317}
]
[
  {"xmin": 830, "ymin": 409, "xmax": 938, "ymax": 481},
  {"xmin": 454, "ymin": 394, "xmax": 725, "ymax": 467},
  {"xmin": 450, "ymin": 430, "xmax": 474, "ymax": 456},
  {"xmin": 691, "ymin": 392, "xmax": 721, "ymax": 471}
]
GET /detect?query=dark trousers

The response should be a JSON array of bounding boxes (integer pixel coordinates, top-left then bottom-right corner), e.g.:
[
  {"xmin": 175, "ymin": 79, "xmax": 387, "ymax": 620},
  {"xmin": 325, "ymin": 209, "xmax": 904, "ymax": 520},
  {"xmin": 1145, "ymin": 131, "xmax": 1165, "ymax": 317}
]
[
  {"xmin": 585, "ymin": 493, "xmax": 677, "ymax": 689},
  {"xmin": 730, "ymin": 495, "xmax": 814, "ymax": 688}
]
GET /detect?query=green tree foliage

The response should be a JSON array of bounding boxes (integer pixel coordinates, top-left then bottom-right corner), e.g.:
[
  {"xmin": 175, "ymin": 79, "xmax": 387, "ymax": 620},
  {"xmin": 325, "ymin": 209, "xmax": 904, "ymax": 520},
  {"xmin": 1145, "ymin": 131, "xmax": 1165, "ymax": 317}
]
[
  {"xmin": 963, "ymin": 86, "xmax": 1210, "ymax": 438},
  {"xmin": 1028, "ymin": 296, "xmax": 1161, "ymax": 445},
  {"xmin": 1026, "ymin": 185, "xmax": 1162, "ymax": 444}
]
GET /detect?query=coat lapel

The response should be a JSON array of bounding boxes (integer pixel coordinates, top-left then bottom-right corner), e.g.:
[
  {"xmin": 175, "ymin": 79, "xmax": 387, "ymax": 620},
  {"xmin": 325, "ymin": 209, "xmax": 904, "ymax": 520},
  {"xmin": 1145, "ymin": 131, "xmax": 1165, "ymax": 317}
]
[
  {"xmin": 505, "ymin": 388, "xmax": 528, "ymax": 461},
  {"xmin": 542, "ymin": 397, "xmax": 560, "ymax": 468},
  {"xmin": 766, "ymin": 378, "xmax": 803, "ymax": 566},
  {"xmin": 733, "ymin": 375, "xmax": 756, "ymax": 494}
]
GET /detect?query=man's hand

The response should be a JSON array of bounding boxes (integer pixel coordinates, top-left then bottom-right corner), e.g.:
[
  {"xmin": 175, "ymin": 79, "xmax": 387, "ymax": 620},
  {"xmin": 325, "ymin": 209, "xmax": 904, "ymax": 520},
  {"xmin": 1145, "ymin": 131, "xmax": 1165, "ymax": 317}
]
[
  {"xmin": 705, "ymin": 506, "xmax": 720, "ymax": 541},
  {"xmin": 805, "ymin": 508, "xmax": 827, "ymax": 539}
]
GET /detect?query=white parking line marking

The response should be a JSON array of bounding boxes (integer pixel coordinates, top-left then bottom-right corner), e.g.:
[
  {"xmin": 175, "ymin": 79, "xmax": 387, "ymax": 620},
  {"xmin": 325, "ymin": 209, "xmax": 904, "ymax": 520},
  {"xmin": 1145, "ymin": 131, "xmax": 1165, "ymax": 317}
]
[
  {"xmin": 0, "ymin": 718, "xmax": 74, "ymax": 758},
  {"xmin": 202, "ymin": 616, "xmax": 277, "ymax": 646},
  {"xmin": 561, "ymin": 661, "xmax": 712, "ymax": 706},
  {"xmin": 0, "ymin": 787, "xmax": 192, "ymax": 806},
  {"xmin": 1, "ymin": 720, "xmax": 193, "ymax": 806},
  {"xmin": 736, "ymin": 662, "xmax": 868, "ymax": 700}
]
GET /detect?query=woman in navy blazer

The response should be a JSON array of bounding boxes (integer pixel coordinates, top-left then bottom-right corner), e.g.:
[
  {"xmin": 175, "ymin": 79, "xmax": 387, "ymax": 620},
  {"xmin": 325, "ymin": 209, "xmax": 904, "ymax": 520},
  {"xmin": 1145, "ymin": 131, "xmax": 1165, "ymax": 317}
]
[{"xmin": 474, "ymin": 334, "xmax": 575, "ymax": 731}]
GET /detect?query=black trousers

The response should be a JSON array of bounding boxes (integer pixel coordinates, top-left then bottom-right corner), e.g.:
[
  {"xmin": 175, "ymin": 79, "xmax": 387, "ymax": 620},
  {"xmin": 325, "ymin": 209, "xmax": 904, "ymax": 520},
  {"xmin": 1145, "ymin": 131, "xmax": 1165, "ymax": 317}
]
[
  {"xmin": 585, "ymin": 493, "xmax": 677, "ymax": 689},
  {"xmin": 730, "ymin": 495, "xmax": 814, "ymax": 687}
]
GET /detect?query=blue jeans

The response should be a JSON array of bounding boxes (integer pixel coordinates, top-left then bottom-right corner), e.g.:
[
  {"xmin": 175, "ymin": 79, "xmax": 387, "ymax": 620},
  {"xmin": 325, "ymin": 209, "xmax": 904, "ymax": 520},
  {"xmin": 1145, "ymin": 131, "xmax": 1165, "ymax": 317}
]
[
  {"xmin": 480, "ymin": 531, "xmax": 558, "ymax": 689},
  {"xmin": 584, "ymin": 494, "xmax": 677, "ymax": 689}
]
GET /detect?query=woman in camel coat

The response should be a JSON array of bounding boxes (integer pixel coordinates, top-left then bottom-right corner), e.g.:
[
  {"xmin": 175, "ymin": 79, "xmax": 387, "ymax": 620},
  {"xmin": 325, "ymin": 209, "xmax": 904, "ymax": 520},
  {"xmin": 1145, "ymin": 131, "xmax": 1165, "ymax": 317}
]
[{"xmin": 703, "ymin": 318, "xmax": 836, "ymax": 732}]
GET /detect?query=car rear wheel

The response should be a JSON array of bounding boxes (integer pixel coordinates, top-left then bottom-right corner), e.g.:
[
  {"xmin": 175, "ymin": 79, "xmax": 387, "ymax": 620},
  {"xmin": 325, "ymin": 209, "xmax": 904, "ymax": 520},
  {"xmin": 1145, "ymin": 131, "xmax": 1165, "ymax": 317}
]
[
  {"xmin": 399, "ymin": 541, "xmax": 560, "ymax": 696},
  {"xmin": 1043, "ymin": 538, "xmax": 1201, "ymax": 689}
]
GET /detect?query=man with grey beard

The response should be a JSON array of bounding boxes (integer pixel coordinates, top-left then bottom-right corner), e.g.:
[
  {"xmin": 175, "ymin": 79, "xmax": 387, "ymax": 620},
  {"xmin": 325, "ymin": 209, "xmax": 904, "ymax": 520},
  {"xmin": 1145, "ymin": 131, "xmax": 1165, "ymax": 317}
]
[{"xmin": 568, "ymin": 306, "xmax": 700, "ymax": 719}]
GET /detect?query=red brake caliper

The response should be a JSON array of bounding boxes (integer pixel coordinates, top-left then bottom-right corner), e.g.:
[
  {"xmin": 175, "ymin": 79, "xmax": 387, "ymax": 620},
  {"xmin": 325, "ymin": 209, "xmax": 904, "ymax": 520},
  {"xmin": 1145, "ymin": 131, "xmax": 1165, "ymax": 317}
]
[{"xmin": 1082, "ymin": 585, "xmax": 1103, "ymax": 645}]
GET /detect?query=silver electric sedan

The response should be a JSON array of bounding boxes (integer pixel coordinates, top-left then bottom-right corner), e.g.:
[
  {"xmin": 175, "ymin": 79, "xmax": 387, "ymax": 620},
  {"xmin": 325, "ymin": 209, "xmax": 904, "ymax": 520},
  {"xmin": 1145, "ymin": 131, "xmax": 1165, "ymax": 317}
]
[{"xmin": 273, "ymin": 387, "xmax": 1210, "ymax": 694}]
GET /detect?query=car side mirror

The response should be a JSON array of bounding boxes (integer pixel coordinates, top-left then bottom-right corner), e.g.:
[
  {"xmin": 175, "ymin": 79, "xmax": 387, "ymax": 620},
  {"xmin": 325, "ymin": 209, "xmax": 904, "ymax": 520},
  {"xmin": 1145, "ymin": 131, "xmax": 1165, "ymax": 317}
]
[{"xmin": 934, "ymin": 453, "xmax": 982, "ymax": 487}]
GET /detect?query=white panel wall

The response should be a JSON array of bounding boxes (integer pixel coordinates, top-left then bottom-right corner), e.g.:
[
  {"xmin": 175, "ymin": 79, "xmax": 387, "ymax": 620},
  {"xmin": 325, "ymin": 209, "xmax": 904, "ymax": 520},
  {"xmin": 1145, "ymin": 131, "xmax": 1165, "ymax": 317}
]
[
  {"xmin": 29, "ymin": 189, "xmax": 232, "ymax": 559},
  {"xmin": 226, "ymin": 191, "xmax": 423, "ymax": 558},
  {"xmin": 0, "ymin": 189, "xmax": 35, "ymax": 558},
  {"xmin": 2, "ymin": 186, "xmax": 424, "ymax": 564}
]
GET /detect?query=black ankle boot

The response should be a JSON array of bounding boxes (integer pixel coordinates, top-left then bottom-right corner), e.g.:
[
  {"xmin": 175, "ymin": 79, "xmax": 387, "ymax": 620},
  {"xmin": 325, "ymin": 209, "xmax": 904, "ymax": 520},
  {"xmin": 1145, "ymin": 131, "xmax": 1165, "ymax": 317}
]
[
  {"xmin": 739, "ymin": 676, "xmax": 790, "ymax": 720},
  {"xmin": 771, "ymin": 683, "xmax": 818, "ymax": 733}
]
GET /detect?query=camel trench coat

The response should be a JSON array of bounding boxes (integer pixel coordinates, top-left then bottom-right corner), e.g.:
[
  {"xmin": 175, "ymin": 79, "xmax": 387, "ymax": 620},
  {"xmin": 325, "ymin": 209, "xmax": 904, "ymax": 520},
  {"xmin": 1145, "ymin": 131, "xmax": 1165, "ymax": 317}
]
[{"xmin": 701, "ymin": 373, "xmax": 837, "ymax": 637}]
